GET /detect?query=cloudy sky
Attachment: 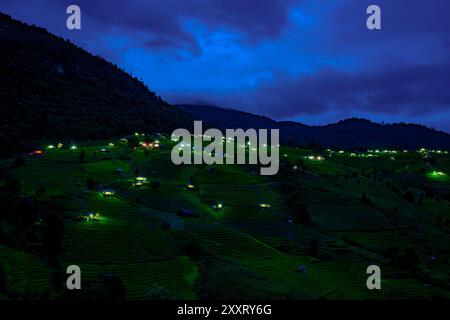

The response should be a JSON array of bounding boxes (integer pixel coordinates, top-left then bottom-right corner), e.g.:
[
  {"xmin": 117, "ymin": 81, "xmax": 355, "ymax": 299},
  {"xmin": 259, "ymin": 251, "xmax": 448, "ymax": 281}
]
[{"xmin": 1, "ymin": 0, "xmax": 450, "ymax": 132}]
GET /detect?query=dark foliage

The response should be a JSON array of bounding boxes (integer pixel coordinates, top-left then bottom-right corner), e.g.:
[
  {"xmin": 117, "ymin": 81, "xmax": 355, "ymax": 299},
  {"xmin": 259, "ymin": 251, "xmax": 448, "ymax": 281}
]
[
  {"xmin": 0, "ymin": 13, "xmax": 192, "ymax": 157},
  {"xmin": 86, "ymin": 178, "xmax": 96, "ymax": 190},
  {"xmin": 361, "ymin": 192, "xmax": 372, "ymax": 206},
  {"xmin": 42, "ymin": 213, "xmax": 64, "ymax": 262},
  {"xmin": 277, "ymin": 160, "xmax": 311, "ymax": 227},
  {"xmin": 0, "ymin": 170, "xmax": 60, "ymax": 260},
  {"xmin": 0, "ymin": 262, "xmax": 5, "ymax": 293},
  {"xmin": 79, "ymin": 150, "xmax": 86, "ymax": 162},
  {"xmin": 127, "ymin": 136, "xmax": 140, "ymax": 149},
  {"xmin": 151, "ymin": 180, "xmax": 161, "ymax": 189}
]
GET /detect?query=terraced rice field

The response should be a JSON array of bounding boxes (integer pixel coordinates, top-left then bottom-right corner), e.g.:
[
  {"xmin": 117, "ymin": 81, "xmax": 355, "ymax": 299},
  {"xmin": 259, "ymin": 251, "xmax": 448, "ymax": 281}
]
[{"xmin": 2, "ymin": 137, "xmax": 450, "ymax": 299}]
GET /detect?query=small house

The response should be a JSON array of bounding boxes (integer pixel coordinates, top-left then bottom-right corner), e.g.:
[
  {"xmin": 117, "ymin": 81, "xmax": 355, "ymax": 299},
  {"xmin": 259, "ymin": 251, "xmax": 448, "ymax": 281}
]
[
  {"xmin": 102, "ymin": 189, "xmax": 115, "ymax": 197},
  {"xmin": 186, "ymin": 184, "xmax": 195, "ymax": 190}
]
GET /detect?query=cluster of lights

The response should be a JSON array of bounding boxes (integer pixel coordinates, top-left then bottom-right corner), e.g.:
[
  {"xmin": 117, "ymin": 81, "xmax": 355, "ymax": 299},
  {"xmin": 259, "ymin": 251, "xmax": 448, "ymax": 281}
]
[
  {"xmin": 81, "ymin": 212, "xmax": 101, "ymax": 222},
  {"xmin": 324, "ymin": 147, "xmax": 450, "ymax": 162},
  {"xmin": 133, "ymin": 176, "xmax": 148, "ymax": 187},
  {"xmin": 140, "ymin": 141, "xmax": 160, "ymax": 149},
  {"xmin": 45, "ymin": 143, "xmax": 64, "ymax": 150},
  {"xmin": 366, "ymin": 149, "xmax": 398, "ymax": 154},
  {"xmin": 46, "ymin": 143, "xmax": 78, "ymax": 150},
  {"xmin": 418, "ymin": 148, "xmax": 448, "ymax": 155},
  {"xmin": 259, "ymin": 203, "xmax": 271, "ymax": 208},
  {"xmin": 326, "ymin": 149, "xmax": 388, "ymax": 158},
  {"xmin": 305, "ymin": 155, "xmax": 324, "ymax": 161},
  {"xmin": 417, "ymin": 148, "xmax": 448, "ymax": 154}
]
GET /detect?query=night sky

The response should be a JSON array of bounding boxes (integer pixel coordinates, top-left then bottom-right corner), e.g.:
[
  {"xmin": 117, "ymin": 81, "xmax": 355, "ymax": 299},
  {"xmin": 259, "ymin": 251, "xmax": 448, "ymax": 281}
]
[{"xmin": 1, "ymin": 0, "xmax": 450, "ymax": 132}]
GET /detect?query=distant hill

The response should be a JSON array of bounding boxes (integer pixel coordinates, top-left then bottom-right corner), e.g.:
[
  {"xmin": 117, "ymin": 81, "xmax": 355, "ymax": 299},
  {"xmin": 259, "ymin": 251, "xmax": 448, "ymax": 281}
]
[
  {"xmin": 0, "ymin": 12, "xmax": 191, "ymax": 157},
  {"xmin": 177, "ymin": 104, "xmax": 450, "ymax": 149}
]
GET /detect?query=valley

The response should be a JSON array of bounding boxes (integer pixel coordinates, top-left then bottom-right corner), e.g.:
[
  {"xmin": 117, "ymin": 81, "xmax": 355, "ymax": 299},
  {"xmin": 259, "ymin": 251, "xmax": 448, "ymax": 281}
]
[{"xmin": 1, "ymin": 135, "xmax": 449, "ymax": 299}]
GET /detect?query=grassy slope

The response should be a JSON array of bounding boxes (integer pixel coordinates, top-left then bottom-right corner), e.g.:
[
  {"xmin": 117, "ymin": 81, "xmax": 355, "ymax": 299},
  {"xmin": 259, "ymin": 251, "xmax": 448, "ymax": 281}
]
[{"xmin": 3, "ymin": 138, "xmax": 450, "ymax": 299}]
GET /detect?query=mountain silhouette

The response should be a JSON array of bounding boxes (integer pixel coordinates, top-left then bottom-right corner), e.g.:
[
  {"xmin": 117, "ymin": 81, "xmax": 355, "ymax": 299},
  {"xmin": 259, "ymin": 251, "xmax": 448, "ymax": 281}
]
[
  {"xmin": 0, "ymin": 12, "xmax": 191, "ymax": 157},
  {"xmin": 177, "ymin": 104, "xmax": 450, "ymax": 149}
]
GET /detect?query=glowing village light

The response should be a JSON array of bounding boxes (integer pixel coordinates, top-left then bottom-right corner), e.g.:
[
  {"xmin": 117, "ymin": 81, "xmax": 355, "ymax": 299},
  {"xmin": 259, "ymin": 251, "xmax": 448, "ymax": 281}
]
[
  {"xmin": 306, "ymin": 155, "xmax": 324, "ymax": 161},
  {"xmin": 212, "ymin": 203, "xmax": 223, "ymax": 210},
  {"xmin": 427, "ymin": 170, "xmax": 448, "ymax": 180},
  {"xmin": 70, "ymin": 145, "xmax": 77, "ymax": 150},
  {"xmin": 259, "ymin": 203, "xmax": 271, "ymax": 208},
  {"xmin": 47, "ymin": 144, "xmax": 55, "ymax": 149},
  {"xmin": 102, "ymin": 189, "xmax": 115, "ymax": 197},
  {"xmin": 85, "ymin": 212, "xmax": 100, "ymax": 221},
  {"xmin": 31, "ymin": 150, "xmax": 44, "ymax": 156}
]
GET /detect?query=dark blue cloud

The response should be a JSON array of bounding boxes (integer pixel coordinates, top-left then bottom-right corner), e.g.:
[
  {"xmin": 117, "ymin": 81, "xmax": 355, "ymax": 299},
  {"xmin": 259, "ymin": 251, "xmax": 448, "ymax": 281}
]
[{"xmin": 231, "ymin": 61, "xmax": 450, "ymax": 118}]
